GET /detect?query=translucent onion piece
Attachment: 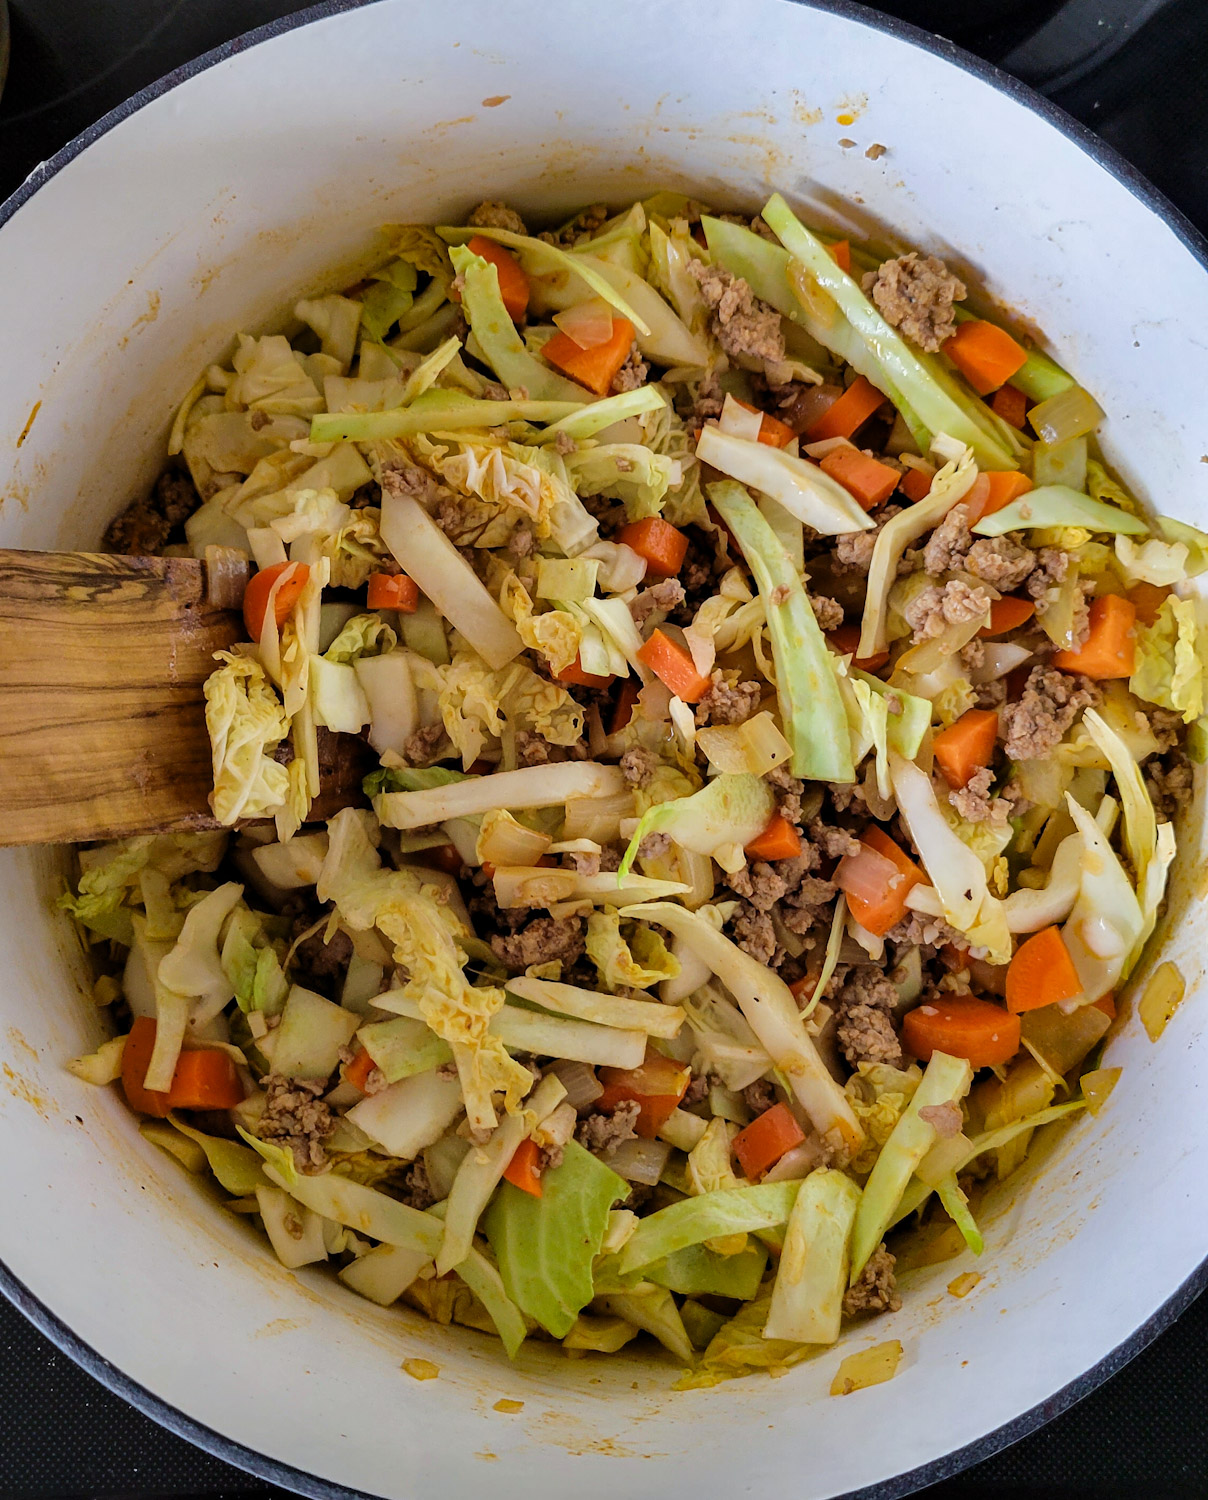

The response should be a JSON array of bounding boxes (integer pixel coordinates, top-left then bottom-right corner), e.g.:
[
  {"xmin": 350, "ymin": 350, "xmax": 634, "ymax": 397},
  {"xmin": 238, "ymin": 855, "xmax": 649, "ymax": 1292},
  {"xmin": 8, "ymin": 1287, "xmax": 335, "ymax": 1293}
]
[
  {"xmin": 833, "ymin": 844, "xmax": 900, "ymax": 909},
  {"xmin": 972, "ymin": 642, "xmax": 1032, "ymax": 684},
  {"xmin": 477, "ymin": 810, "xmax": 553, "ymax": 868},
  {"xmin": 719, "ymin": 394, "xmax": 764, "ymax": 443},
  {"xmin": 553, "ymin": 297, "xmax": 616, "ymax": 350},
  {"xmin": 604, "ymin": 1134, "xmax": 672, "ymax": 1185},
  {"xmin": 1028, "ymin": 385, "xmax": 1105, "ymax": 446},
  {"xmin": 1139, "ymin": 960, "xmax": 1186, "ymax": 1042},
  {"xmin": 492, "ymin": 865, "xmax": 579, "ymax": 909},
  {"xmin": 545, "ymin": 1058, "xmax": 604, "ymax": 1111}
]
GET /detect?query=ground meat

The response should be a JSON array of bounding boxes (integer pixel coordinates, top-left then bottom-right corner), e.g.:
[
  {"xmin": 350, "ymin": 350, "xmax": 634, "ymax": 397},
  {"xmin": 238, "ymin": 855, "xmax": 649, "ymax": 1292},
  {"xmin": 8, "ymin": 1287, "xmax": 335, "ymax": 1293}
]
[
  {"xmin": 102, "ymin": 468, "xmax": 202, "ymax": 555},
  {"xmin": 683, "ymin": 1073, "xmax": 710, "ymax": 1106},
  {"xmin": 862, "ymin": 252, "xmax": 966, "ymax": 352},
  {"xmin": 727, "ymin": 860, "xmax": 789, "ymax": 912},
  {"xmin": 948, "ymin": 765, "xmax": 1009, "ymax": 825},
  {"xmin": 630, "ymin": 577, "xmax": 686, "ymax": 629},
  {"xmin": 885, "ymin": 910, "xmax": 968, "ymax": 951},
  {"xmin": 918, "ymin": 1101, "xmax": 963, "ymax": 1139},
  {"xmin": 1024, "ymin": 547, "xmax": 1078, "ymax": 629},
  {"xmin": 921, "ymin": 503, "xmax": 972, "ymax": 576},
  {"xmin": 611, "ymin": 341, "xmax": 649, "ymax": 393},
  {"xmin": 778, "ymin": 869, "xmax": 838, "ymax": 936},
  {"xmin": 695, "ymin": 672, "xmax": 762, "ymax": 726},
  {"xmin": 1000, "ymin": 665, "xmax": 1098, "ymax": 760},
  {"xmin": 403, "ymin": 724, "xmax": 447, "ymax": 767},
  {"xmin": 257, "ymin": 1075, "xmax": 335, "ymax": 1174},
  {"xmin": 637, "ymin": 831, "xmax": 672, "ymax": 862},
  {"xmin": 743, "ymin": 1078, "xmax": 776, "ymax": 1116},
  {"xmin": 965, "ymin": 534, "xmax": 1036, "ymax": 591},
  {"xmin": 834, "ymin": 504, "xmax": 902, "ymax": 574},
  {"xmin": 834, "ymin": 967, "xmax": 904, "ymax": 1069},
  {"xmin": 552, "ymin": 429, "xmax": 577, "ymax": 456},
  {"xmin": 491, "ymin": 916, "xmax": 585, "ymax": 972},
  {"xmin": 506, "ymin": 524, "xmax": 534, "ymax": 560},
  {"xmin": 903, "ymin": 578, "xmax": 994, "ymax": 642},
  {"xmin": 730, "ymin": 903, "xmax": 782, "ymax": 966},
  {"xmin": 467, "ymin": 199, "xmax": 528, "ymax": 235},
  {"xmin": 842, "ymin": 1243, "xmax": 901, "ymax": 1317},
  {"xmin": 540, "ymin": 203, "xmax": 609, "ymax": 246},
  {"xmin": 618, "ymin": 748, "xmax": 657, "ymax": 790},
  {"xmin": 808, "ymin": 815, "xmax": 862, "ymax": 861},
  {"xmin": 1144, "ymin": 707, "xmax": 1184, "ymax": 756},
  {"xmin": 1146, "ymin": 752, "xmax": 1194, "ymax": 822},
  {"xmin": 380, "ymin": 459, "xmax": 444, "ymax": 509},
  {"xmin": 400, "ymin": 1159, "xmax": 436, "ymax": 1211},
  {"xmin": 767, "ymin": 765, "xmax": 805, "ymax": 825},
  {"xmin": 685, "ymin": 371, "xmax": 725, "ymax": 430},
  {"xmin": 515, "ymin": 729, "xmax": 555, "ymax": 767},
  {"xmin": 686, "ymin": 258, "xmax": 786, "ymax": 364},
  {"xmin": 809, "ymin": 593, "xmax": 845, "ymax": 631},
  {"xmin": 576, "ymin": 1099, "xmax": 641, "ymax": 1154},
  {"xmin": 291, "ymin": 920, "xmax": 353, "ymax": 998}
]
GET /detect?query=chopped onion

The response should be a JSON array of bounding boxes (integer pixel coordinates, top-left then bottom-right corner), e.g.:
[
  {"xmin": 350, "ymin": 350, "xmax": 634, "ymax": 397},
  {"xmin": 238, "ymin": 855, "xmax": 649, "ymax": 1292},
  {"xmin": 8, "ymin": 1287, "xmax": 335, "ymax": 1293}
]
[
  {"xmin": 477, "ymin": 810, "xmax": 552, "ymax": 868},
  {"xmin": 562, "ymin": 789, "xmax": 636, "ymax": 843},
  {"xmin": 492, "ymin": 865, "xmax": 579, "ymax": 909},
  {"xmin": 763, "ymin": 1138, "xmax": 826, "ymax": 1183},
  {"xmin": 719, "ymin": 394, "xmax": 763, "ymax": 443},
  {"xmin": 972, "ymin": 642, "xmax": 1032, "ymax": 684},
  {"xmin": 896, "ymin": 605, "xmax": 993, "ymax": 675},
  {"xmin": 683, "ymin": 625, "xmax": 716, "ymax": 680},
  {"xmin": 637, "ymin": 677, "xmax": 673, "ymax": 722},
  {"xmin": 669, "ymin": 695, "xmax": 696, "ymax": 753},
  {"xmin": 247, "ymin": 527, "xmax": 287, "ymax": 570},
  {"xmin": 582, "ymin": 539, "xmax": 648, "ymax": 593},
  {"xmin": 604, "ymin": 1134, "xmax": 671, "ymax": 1185},
  {"xmin": 545, "ymin": 1058, "xmax": 604, "ymax": 1111},
  {"xmin": 834, "ymin": 843, "xmax": 901, "ymax": 908},
  {"xmin": 660, "ymin": 932, "xmax": 713, "ymax": 1003},
  {"xmin": 205, "ymin": 545, "xmax": 250, "ymax": 609},
  {"xmin": 802, "ymin": 435, "xmax": 856, "ymax": 460},
  {"xmin": 354, "ymin": 652, "xmax": 418, "ymax": 756},
  {"xmin": 1028, "ymin": 385, "xmax": 1105, "ymax": 446},
  {"xmin": 553, "ymin": 297, "xmax": 616, "ymax": 350}
]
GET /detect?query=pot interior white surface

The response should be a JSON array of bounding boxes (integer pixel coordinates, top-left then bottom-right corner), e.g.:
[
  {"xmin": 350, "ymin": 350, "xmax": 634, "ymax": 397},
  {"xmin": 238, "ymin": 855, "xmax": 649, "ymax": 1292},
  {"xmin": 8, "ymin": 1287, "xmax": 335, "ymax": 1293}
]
[{"xmin": 1, "ymin": 2, "xmax": 1206, "ymax": 1496}]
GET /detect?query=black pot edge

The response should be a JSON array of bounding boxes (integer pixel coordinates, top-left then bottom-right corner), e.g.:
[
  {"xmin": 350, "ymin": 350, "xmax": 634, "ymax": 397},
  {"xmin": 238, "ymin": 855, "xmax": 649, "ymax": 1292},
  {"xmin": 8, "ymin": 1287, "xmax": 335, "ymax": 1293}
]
[{"xmin": 1, "ymin": 0, "xmax": 1206, "ymax": 1496}]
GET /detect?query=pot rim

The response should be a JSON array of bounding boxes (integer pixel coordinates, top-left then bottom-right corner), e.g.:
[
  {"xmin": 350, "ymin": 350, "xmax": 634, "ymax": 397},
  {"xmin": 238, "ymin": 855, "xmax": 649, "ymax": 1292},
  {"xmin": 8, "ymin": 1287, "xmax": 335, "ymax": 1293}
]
[{"xmin": 1, "ymin": 0, "xmax": 1205, "ymax": 1495}]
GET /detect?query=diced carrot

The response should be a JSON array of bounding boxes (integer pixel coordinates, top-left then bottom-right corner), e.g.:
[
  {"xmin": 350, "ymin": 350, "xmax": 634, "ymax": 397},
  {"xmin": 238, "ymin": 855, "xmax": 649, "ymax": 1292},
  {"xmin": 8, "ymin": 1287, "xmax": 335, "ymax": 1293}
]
[
  {"xmin": 343, "ymin": 1046, "xmax": 377, "ymax": 1092},
  {"xmin": 944, "ymin": 319, "xmax": 1028, "ymax": 396},
  {"xmin": 555, "ymin": 656, "xmax": 615, "ymax": 689},
  {"xmin": 167, "ymin": 1049, "xmax": 245, "ymax": 1111},
  {"xmin": 1127, "ymin": 581, "xmax": 1172, "ymax": 627},
  {"xmin": 903, "ymin": 994, "xmax": 1021, "ymax": 1069},
  {"xmin": 616, "ymin": 517, "xmax": 690, "ymax": 577},
  {"xmin": 542, "ymin": 316, "xmax": 635, "ymax": 396},
  {"xmin": 1053, "ymin": 594, "xmax": 1136, "ymax": 679},
  {"xmin": 636, "ymin": 629, "xmax": 712, "ymax": 703},
  {"xmin": 898, "ymin": 466, "xmax": 935, "ymax": 504},
  {"xmin": 932, "ymin": 708, "xmax": 999, "ymax": 791},
  {"xmin": 733, "ymin": 1102, "xmax": 805, "ymax": 1180},
  {"xmin": 827, "ymin": 622, "xmax": 890, "ymax": 673},
  {"xmin": 963, "ymin": 470, "xmax": 1033, "ymax": 523},
  {"xmin": 835, "ymin": 826, "xmax": 924, "ymax": 938},
  {"xmin": 827, "ymin": 239, "xmax": 852, "ymax": 274},
  {"xmin": 120, "ymin": 1016, "xmax": 172, "ymax": 1118},
  {"xmin": 819, "ymin": 446, "xmax": 901, "ymax": 510},
  {"xmin": 733, "ymin": 397, "xmax": 796, "ymax": 449},
  {"xmin": 789, "ymin": 974, "xmax": 818, "ymax": 1005},
  {"xmin": 243, "ymin": 561, "xmax": 309, "ymax": 642},
  {"xmin": 366, "ymin": 572, "xmax": 419, "ymax": 612},
  {"xmin": 467, "ymin": 235, "xmax": 530, "ymax": 322},
  {"xmin": 611, "ymin": 679, "xmax": 640, "ymax": 734},
  {"xmin": 1005, "ymin": 926, "xmax": 1083, "ymax": 1014},
  {"xmin": 744, "ymin": 813, "xmax": 802, "ymax": 863},
  {"xmin": 803, "ymin": 375, "xmax": 887, "ymax": 442},
  {"xmin": 503, "ymin": 1137, "xmax": 544, "ymax": 1197},
  {"xmin": 596, "ymin": 1047, "xmax": 690, "ymax": 1137},
  {"xmin": 1094, "ymin": 992, "xmax": 1117, "ymax": 1020},
  {"xmin": 990, "ymin": 383, "xmax": 1029, "ymax": 429},
  {"xmin": 978, "ymin": 595, "xmax": 1035, "ymax": 637}
]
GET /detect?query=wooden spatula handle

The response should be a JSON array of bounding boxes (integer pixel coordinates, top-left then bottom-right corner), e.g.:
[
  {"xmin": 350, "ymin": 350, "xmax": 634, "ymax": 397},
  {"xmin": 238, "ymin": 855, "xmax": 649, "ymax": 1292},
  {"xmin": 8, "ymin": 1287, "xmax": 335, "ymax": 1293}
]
[{"xmin": 0, "ymin": 550, "xmax": 241, "ymax": 846}]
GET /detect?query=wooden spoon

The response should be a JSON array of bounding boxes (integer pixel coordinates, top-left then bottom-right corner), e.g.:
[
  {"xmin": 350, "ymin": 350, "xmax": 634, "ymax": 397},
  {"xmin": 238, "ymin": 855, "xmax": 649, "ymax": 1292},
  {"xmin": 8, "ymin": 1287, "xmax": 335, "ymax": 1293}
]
[{"xmin": 0, "ymin": 549, "xmax": 367, "ymax": 847}]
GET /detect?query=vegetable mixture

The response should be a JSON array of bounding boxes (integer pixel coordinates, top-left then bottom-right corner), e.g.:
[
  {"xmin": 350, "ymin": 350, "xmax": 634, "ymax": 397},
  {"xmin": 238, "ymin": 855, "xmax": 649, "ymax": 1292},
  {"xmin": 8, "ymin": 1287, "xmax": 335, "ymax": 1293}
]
[{"xmin": 67, "ymin": 190, "xmax": 1200, "ymax": 1386}]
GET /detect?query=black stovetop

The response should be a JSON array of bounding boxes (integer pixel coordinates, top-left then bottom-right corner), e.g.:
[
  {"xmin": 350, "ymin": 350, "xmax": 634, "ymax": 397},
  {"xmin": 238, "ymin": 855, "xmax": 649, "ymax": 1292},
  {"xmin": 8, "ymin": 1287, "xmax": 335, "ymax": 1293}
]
[{"xmin": 2, "ymin": 3, "xmax": 1208, "ymax": 1497}]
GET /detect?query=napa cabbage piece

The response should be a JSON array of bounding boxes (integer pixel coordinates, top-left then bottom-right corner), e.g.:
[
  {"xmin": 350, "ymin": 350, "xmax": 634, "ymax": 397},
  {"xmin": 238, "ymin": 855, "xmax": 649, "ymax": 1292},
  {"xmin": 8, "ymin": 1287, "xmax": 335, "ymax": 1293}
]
[
  {"xmin": 681, "ymin": 981, "xmax": 772, "ymax": 1091},
  {"xmin": 842, "ymin": 671, "xmax": 930, "ymax": 799},
  {"xmin": 203, "ymin": 653, "xmax": 290, "ymax": 824},
  {"xmin": 621, "ymin": 903, "xmax": 862, "ymax": 1155},
  {"xmin": 312, "ymin": 391, "xmax": 584, "ymax": 443},
  {"xmin": 696, "ymin": 425, "xmax": 871, "ymax": 535},
  {"xmin": 646, "ymin": 1240, "xmax": 769, "ymax": 1301},
  {"xmin": 563, "ymin": 444, "xmax": 678, "ymax": 521},
  {"xmin": 323, "ymin": 613, "xmax": 397, "ymax": 664},
  {"xmin": 675, "ymin": 1291, "xmax": 816, "ymax": 1388},
  {"xmin": 585, "ymin": 910, "xmax": 680, "ymax": 991},
  {"xmin": 408, "ymin": 648, "xmax": 583, "ymax": 768},
  {"xmin": 157, "ymin": 881, "xmax": 242, "ymax": 1027},
  {"xmin": 498, "ymin": 573, "xmax": 583, "ymax": 676},
  {"xmin": 709, "ymin": 481, "xmax": 854, "ymax": 783},
  {"xmin": 66, "ymin": 1035, "xmax": 127, "ymax": 1086},
  {"xmin": 850, "ymin": 1050, "xmax": 973, "ymax": 1279},
  {"xmin": 889, "ymin": 751, "xmax": 1011, "ymax": 962},
  {"xmin": 860, "ymin": 448, "xmax": 979, "ymax": 657},
  {"xmin": 507, "ymin": 975, "xmax": 685, "ymax": 1037},
  {"xmin": 1131, "ymin": 595, "xmax": 1205, "ymax": 723},
  {"xmin": 295, "ymin": 294, "xmax": 362, "ymax": 371},
  {"xmin": 318, "ymin": 808, "xmax": 530, "ymax": 1132},
  {"xmin": 449, "ymin": 243, "xmax": 587, "ymax": 401},
  {"xmin": 58, "ymin": 832, "xmax": 226, "ymax": 945},
  {"xmin": 972, "ymin": 484, "xmax": 1148, "ymax": 538},
  {"xmin": 755, "ymin": 198, "xmax": 1018, "ymax": 469},
  {"xmin": 482, "ymin": 1141, "xmax": 628, "ymax": 1338},
  {"xmin": 539, "ymin": 385, "xmax": 667, "ymax": 444},
  {"xmin": 619, "ymin": 773, "xmax": 775, "ymax": 878},
  {"xmin": 374, "ymin": 762, "xmax": 625, "ymax": 830},
  {"xmin": 765, "ymin": 1168, "xmax": 861, "ymax": 1345},
  {"xmin": 621, "ymin": 1181, "xmax": 801, "ymax": 1273},
  {"xmin": 1115, "ymin": 535, "xmax": 1190, "ymax": 586},
  {"xmin": 1060, "ymin": 794, "xmax": 1144, "ymax": 1003}
]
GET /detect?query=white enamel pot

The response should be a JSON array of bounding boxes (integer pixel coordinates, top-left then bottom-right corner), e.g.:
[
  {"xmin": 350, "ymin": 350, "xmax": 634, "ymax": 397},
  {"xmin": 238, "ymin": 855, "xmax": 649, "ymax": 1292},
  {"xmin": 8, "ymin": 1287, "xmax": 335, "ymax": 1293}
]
[{"xmin": 1, "ymin": 2, "xmax": 1206, "ymax": 1496}]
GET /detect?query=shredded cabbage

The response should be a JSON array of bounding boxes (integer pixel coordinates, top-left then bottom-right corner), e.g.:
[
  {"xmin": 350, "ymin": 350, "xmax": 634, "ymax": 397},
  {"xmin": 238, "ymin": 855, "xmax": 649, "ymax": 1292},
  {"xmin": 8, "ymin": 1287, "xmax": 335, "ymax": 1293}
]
[
  {"xmin": 203, "ymin": 654, "xmax": 290, "ymax": 824},
  {"xmin": 1131, "ymin": 595, "xmax": 1205, "ymax": 723}
]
